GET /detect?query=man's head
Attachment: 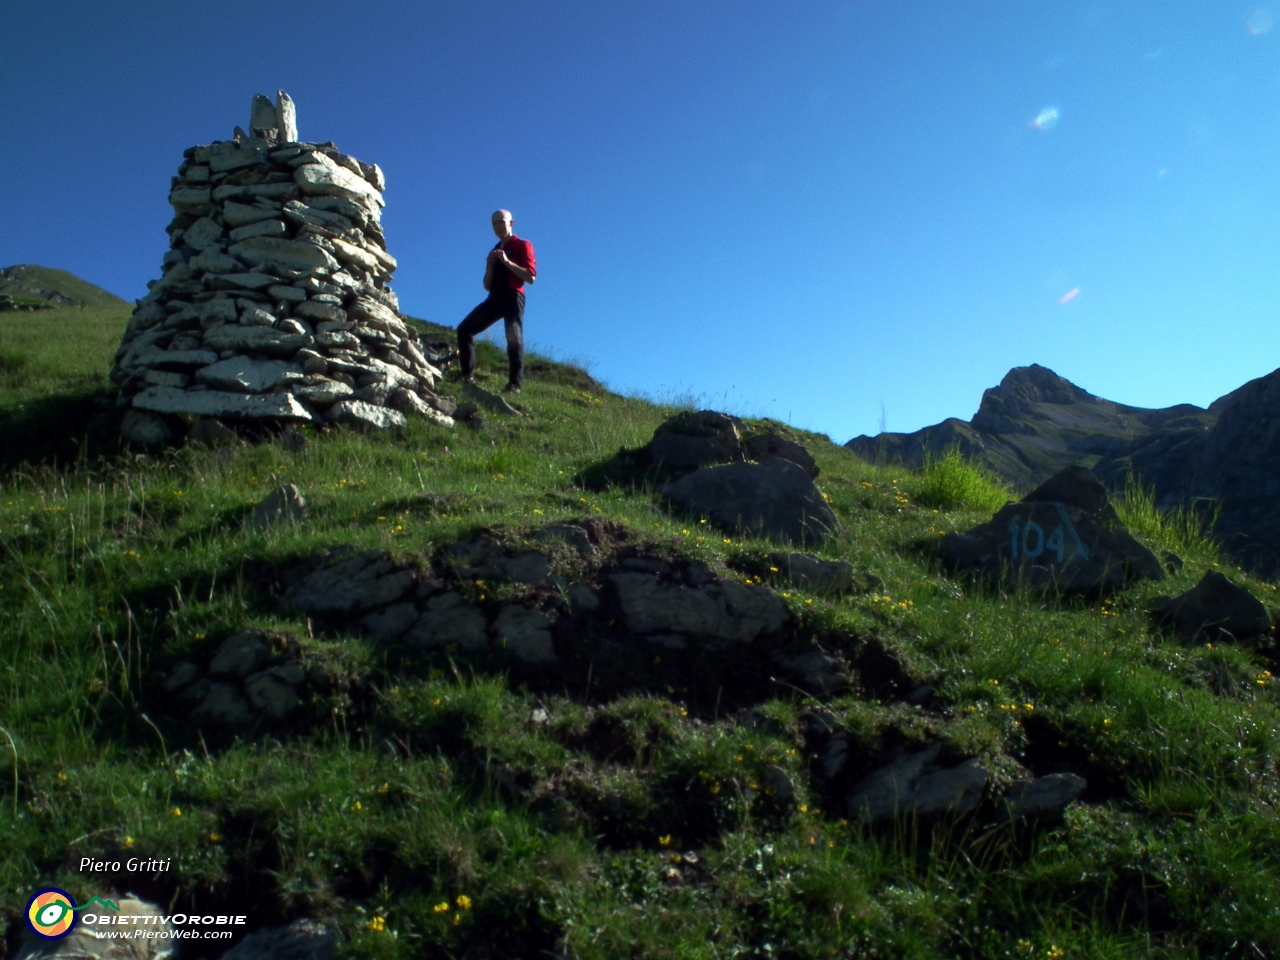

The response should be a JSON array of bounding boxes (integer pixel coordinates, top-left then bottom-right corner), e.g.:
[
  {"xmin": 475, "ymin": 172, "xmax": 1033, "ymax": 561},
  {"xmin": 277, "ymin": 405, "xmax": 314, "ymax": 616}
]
[{"xmin": 491, "ymin": 209, "xmax": 514, "ymax": 241}]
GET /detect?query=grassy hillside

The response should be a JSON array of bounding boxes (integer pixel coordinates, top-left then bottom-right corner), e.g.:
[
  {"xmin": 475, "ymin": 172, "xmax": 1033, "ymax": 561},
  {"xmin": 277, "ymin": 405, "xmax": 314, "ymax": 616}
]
[
  {"xmin": 0, "ymin": 264, "xmax": 130, "ymax": 309},
  {"xmin": 0, "ymin": 307, "xmax": 1278, "ymax": 959}
]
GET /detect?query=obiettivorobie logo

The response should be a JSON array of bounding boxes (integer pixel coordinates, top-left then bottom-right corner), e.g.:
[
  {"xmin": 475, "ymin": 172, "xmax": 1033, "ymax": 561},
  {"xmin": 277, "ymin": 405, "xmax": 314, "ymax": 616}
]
[{"xmin": 26, "ymin": 889, "xmax": 120, "ymax": 940}]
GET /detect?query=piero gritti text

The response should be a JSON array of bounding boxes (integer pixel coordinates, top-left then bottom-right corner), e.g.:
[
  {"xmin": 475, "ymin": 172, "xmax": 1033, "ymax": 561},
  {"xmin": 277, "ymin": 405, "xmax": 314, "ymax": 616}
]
[{"xmin": 80, "ymin": 856, "xmax": 173, "ymax": 874}]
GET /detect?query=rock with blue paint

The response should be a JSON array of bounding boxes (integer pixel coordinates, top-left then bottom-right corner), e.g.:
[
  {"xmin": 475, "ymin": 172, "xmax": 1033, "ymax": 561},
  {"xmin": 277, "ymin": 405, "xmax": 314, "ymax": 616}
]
[{"xmin": 932, "ymin": 465, "xmax": 1164, "ymax": 596}]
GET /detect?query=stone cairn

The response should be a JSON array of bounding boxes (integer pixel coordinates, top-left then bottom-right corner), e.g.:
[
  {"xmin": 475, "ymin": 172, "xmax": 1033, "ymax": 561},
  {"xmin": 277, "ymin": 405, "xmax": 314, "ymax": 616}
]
[{"xmin": 111, "ymin": 91, "xmax": 455, "ymax": 445}]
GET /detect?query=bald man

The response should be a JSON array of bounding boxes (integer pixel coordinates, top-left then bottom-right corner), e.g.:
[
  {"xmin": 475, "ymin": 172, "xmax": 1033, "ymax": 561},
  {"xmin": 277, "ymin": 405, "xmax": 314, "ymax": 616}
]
[{"xmin": 456, "ymin": 209, "xmax": 537, "ymax": 394}]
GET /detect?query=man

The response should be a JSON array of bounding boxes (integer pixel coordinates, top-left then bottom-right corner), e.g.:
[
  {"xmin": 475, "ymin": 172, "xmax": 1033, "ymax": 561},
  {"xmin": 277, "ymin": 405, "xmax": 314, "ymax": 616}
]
[{"xmin": 456, "ymin": 209, "xmax": 536, "ymax": 394}]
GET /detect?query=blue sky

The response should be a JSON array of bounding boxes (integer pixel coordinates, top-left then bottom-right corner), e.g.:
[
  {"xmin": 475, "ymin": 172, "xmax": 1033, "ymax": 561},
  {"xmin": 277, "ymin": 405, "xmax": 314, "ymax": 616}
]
[{"xmin": 3, "ymin": 2, "xmax": 1279, "ymax": 441}]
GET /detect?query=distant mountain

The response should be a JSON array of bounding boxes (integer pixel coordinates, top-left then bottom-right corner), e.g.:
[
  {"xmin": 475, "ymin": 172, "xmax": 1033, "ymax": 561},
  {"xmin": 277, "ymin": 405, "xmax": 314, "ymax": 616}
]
[
  {"xmin": 845, "ymin": 364, "xmax": 1214, "ymax": 489},
  {"xmin": 0, "ymin": 265, "xmax": 128, "ymax": 309},
  {"xmin": 847, "ymin": 363, "xmax": 1280, "ymax": 576}
]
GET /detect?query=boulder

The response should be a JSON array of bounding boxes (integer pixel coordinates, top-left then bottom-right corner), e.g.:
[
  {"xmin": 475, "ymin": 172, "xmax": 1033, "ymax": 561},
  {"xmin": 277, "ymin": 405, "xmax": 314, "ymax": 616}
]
[
  {"xmin": 182, "ymin": 216, "xmax": 225, "ymax": 251},
  {"xmin": 934, "ymin": 465, "xmax": 1164, "ymax": 596},
  {"xmin": 191, "ymin": 683, "xmax": 257, "ymax": 727},
  {"xmin": 744, "ymin": 431, "xmax": 819, "ymax": 478},
  {"xmin": 120, "ymin": 409, "xmax": 172, "ymax": 446},
  {"xmin": 493, "ymin": 606, "xmax": 557, "ymax": 662},
  {"xmin": 846, "ymin": 746, "xmax": 986, "ymax": 825},
  {"xmin": 187, "ymin": 418, "xmax": 239, "ymax": 446},
  {"xmin": 197, "ymin": 357, "xmax": 305, "ymax": 393},
  {"xmin": 404, "ymin": 599, "xmax": 488, "ymax": 651},
  {"xmin": 1001, "ymin": 772, "xmax": 1087, "ymax": 821},
  {"xmin": 609, "ymin": 572, "xmax": 788, "ymax": 642},
  {"xmin": 770, "ymin": 552, "xmax": 855, "ymax": 593},
  {"xmin": 209, "ymin": 631, "xmax": 271, "ymax": 679},
  {"xmin": 244, "ymin": 669, "xmax": 301, "ymax": 719},
  {"xmin": 663, "ymin": 458, "xmax": 839, "ymax": 545},
  {"xmin": 1151, "ymin": 569, "xmax": 1272, "ymax": 643},
  {"xmin": 773, "ymin": 649, "xmax": 850, "ymax": 696},
  {"xmin": 389, "ymin": 387, "xmax": 454, "ymax": 426},
  {"xmin": 217, "ymin": 917, "xmax": 337, "ymax": 960},
  {"xmin": 327, "ymin": 399, "xmax": 406, "ymax": 432},
  {"xmin": 650, "ymin": 410, "xmax": 742, "ymax": 469},
  {"xmin": 251, "ymin": 484, "xmax": 308, "ymax": 531},
  {"xmin": 361, "ymin": 602, "xmax": 420, "ymax": 641}
]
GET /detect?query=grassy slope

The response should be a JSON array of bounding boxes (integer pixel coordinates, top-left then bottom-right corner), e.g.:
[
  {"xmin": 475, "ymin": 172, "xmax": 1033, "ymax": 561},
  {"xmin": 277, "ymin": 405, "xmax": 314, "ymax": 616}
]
[
  {"xmin": 0, "ymin": 310, "xmax": 1277, "ymax": 959},
  {"xmin": 0, "ymin": 265, "xmax": 130, "ymax": 308}
]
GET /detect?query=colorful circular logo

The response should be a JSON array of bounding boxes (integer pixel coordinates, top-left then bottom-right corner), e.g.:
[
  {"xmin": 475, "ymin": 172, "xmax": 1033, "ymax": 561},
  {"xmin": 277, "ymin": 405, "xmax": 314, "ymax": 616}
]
[{"xmin": 26, "ymin": 888, "xmax": 77, "ymax": 939}]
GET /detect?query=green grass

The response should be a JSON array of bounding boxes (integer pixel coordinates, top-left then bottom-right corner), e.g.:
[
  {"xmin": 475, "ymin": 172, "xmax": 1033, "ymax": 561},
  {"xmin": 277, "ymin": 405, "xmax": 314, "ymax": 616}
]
[
  {"xmin": 0, "ymin": 312, "xmax": 1278, "ymax": 959},
  {"xmin": 914, "ymin": 447, "xmax": 1012, "ymax": 513}
]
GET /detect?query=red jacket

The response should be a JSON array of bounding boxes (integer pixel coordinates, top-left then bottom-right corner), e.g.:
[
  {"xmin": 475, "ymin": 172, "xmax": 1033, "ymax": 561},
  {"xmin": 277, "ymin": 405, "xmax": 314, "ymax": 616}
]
[{"xmin": 494, "ymin": 235, "xmax": 536, "ymax": 294}]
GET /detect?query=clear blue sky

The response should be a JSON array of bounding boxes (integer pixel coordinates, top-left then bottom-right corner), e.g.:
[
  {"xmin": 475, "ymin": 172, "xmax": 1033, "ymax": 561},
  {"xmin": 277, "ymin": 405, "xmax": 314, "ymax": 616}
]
[{"xmin": 4, "ymin": 2, "xmax": 1279, "ymax": 441}]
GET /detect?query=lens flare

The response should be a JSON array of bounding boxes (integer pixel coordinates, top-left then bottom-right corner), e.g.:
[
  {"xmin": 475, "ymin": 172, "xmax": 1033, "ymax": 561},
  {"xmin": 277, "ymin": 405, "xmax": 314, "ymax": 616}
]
[
  {"xmin": 1030, "ymin": 107, "xmax": 1060, "ymax": 131},
  {"xmin": 1246, "ymin": 8, "xmax": 1273, "ymax": 35},
  {"xmin": 1059, "ymin": 288, "xmax": 1079, "ymax": 305}
]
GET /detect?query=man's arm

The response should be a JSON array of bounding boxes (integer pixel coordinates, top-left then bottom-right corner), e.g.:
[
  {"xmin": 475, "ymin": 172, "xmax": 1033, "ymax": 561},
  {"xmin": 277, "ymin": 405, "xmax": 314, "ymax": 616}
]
[
  {"xmin": 496, "ymin": 241, "xmax": 536, "ymax": 285},
  {"xmin": 483, "ymin": 247, "xmax": 498, "ymax": 291}
]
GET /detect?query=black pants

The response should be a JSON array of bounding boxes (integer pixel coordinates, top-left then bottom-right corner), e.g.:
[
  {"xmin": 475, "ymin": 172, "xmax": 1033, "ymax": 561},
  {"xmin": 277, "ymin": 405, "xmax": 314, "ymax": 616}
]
[{"xmin": 457, "ymin": 292, "xmax": 525, "ymax": 387}]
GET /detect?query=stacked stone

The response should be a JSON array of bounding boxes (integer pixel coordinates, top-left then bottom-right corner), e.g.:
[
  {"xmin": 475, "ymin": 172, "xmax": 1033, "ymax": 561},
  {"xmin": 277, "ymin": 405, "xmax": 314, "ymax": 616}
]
[{"xmin": 112, "ymin": 92, "xmax": 454, "ymax": 443}]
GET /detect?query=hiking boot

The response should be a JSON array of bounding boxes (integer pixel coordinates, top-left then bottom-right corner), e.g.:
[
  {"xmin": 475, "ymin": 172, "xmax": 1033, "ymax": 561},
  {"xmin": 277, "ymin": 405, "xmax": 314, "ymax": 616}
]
[{"xmin": 502, "ymin": 383, "xmax": 522, "ymax": 395}]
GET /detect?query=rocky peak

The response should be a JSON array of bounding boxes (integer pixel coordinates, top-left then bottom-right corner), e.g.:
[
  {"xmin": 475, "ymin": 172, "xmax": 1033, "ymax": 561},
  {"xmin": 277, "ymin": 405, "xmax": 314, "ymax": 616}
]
[{"xmin": 971, "ymin": 365, "xmax": 1097, "ymax": 434}]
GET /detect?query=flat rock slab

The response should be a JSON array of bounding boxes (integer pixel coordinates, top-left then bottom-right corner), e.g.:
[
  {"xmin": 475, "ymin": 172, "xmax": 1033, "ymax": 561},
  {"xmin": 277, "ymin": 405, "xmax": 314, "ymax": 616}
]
[
  {"xmin": 133, "ymin": 386, "xmax": 315, "ymax": 421},
  {"xmin": 197, "ymin": 357, "xmax": 305, "ymax": 393},
  {"xmin": 327, "ymin": 398, "xmax": 406, "ymax": 431},
  {"xmin": 1151, "ymin": 569, "xmax": 1272, "ymax": 642},
  {"xmin": 202, "ymin": 325, "xmax": 313, "ymax": 357},
  {"xmin": 251, "ymin": 484, "xmax": 308, "ymax": 531},
  {"xmin": 463, "ymin": 382, "xmax": 525, "ymax": 416},
  {"xmin": 228, "ymin": 236, "xmax": 340, "ymax": 273},
  {"xmin": 663, "ymin": 458, "xmax": 839, "ymax": 545},
  {"xmin": 294, "ymin": 154, "xmax": 385, "ymax": 208}
]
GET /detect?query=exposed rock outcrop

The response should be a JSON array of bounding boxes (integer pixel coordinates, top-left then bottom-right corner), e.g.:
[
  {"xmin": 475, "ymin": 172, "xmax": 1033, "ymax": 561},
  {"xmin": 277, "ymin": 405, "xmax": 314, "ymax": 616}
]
[
  {"xmin": 1150, "ymin": 569, "xmax": 1272, "ymax": 643},
  {"xmin": 933, "ymin": 465, "xmax": 1164, "ymax": 595},
  {"xmin": 664, "ymin": 459, "xmax": 838, "ymax": 545}
]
